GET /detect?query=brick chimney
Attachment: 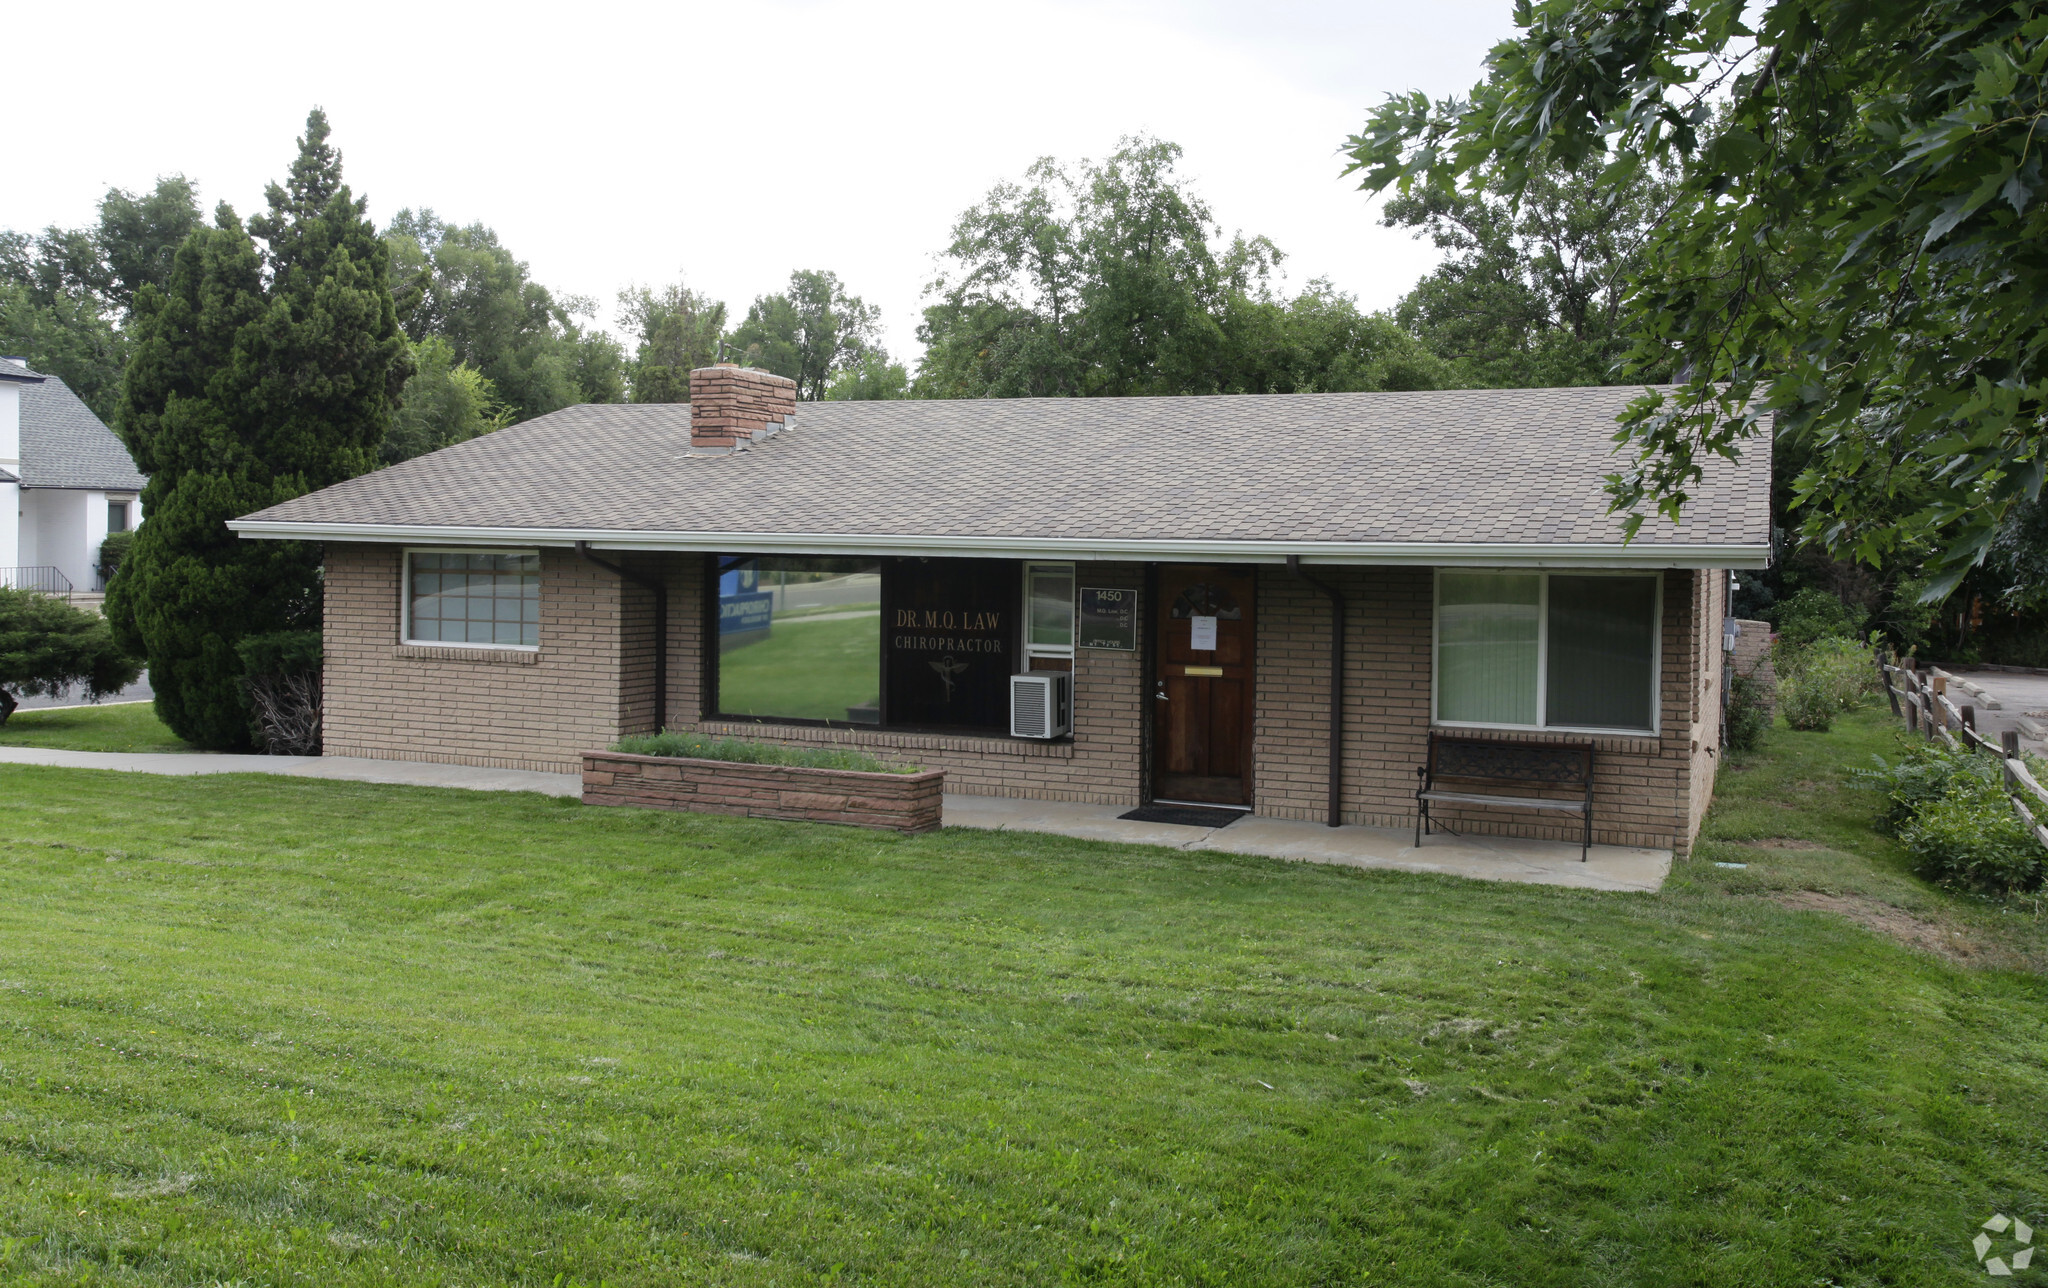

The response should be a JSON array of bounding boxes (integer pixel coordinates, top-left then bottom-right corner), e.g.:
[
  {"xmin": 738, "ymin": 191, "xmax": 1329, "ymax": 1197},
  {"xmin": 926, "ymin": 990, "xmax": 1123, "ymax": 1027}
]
[{"xmin": 688, "ymin": 364, "xmax": 798, "ymax": 453}]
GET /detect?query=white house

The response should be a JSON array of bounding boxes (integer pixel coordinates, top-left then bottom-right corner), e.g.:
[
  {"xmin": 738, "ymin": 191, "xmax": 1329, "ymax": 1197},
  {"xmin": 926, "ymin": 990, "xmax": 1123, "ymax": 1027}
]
[{"xmin": 0, "ymin": 358, "xmax": 146, "ymax": 599}]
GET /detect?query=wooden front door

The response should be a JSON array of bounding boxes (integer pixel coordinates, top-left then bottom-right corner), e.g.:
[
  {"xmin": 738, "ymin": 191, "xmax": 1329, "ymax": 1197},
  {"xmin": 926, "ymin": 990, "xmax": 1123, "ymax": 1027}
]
[{"xmin": 1153, "ymin": 565, "xmax": 1255, "ymax": 806}]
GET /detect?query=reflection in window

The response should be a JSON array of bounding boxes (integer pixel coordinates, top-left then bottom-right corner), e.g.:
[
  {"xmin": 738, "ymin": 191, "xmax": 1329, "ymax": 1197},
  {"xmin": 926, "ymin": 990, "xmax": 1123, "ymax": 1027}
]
[
  {"xmin": 716, "ymin": 556, "xmax": 881, "ymax": 723},
  {"xmin": 1024, "ymin": 562, "xmax": 1075, "ymax": 660},
  {"xmin": 407, "ymin": 551, "xmax": 540, "ymax": 647}
]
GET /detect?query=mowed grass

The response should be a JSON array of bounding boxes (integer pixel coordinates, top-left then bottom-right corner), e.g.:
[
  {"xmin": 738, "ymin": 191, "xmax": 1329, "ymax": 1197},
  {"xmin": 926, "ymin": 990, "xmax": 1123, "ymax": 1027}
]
[
  {"xmin": 0, "ymin": 707, "xmax": 2042, "ymax": 1285},
  {"xmin": 0, "ymin": 703, "xmax": 190, "ymax": 754},
  {"xmin": 716, "ymin": 612, "xmax": 881, "ymax": 722}
]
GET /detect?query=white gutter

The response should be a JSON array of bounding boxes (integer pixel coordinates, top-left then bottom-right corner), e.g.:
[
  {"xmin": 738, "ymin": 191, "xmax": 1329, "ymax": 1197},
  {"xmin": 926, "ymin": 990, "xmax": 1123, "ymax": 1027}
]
[{"xmin": 226, "ymin": 519, "xmax": 1770, "ymax": 568}]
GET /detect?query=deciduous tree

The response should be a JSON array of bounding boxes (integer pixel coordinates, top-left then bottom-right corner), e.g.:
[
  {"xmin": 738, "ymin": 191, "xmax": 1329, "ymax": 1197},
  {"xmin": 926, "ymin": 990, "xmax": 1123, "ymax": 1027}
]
[
  {"xmin": 617, "ymin": 281, "xmax": 727, "ymax": 403},
  {"xmin": 1382, "ymin": 162, "xmax": 1670, "ymax": 388},
  {"xmin": 918, "ymin": 138, "xmax": 1444, "ymax": 398},
  {"xmin": 382, "ymin": 336, "xmax": 512, "ymax": 464},
  {"xmin": 1344, "ymin": 0, "xmax": 2048, "ymax": 596},
  {"xmin": 385, "ymin": 210, "xmax": 625, "ymax": 420},
  {"xmin": 731, "ymin": 270, "xmax": 880, "ymax": 401}
]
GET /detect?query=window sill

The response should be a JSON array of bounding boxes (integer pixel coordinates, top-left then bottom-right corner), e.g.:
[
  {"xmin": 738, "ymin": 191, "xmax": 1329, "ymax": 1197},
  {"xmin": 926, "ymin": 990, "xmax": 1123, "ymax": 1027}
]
[
  {"xmin": 691, "ymin": 719, "xmax": 1075, "ymax": 758},
  {"xmin": 1429, "ymin": 724, "xmax": 1664, "ymax": 754},
  {"xmin": 394, "ymin": 644, "xmax": 541, "ymax": 665}
]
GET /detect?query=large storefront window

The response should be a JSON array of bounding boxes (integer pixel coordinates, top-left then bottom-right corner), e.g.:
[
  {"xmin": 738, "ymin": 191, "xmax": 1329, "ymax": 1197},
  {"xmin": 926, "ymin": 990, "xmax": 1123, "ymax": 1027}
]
[
  {"xmin": 1434, "ymin": 570, "xmax": 1660, "ymax": 733},
  {"xmin": 886, "ymin": 558, "xmax": 1019, "ymax": 729},
  {"xmin": 713, "ymin": 556, "xmax": 1022, "ymax": 732},
  {"xmin": 405, "ymin": 550, "xmax": 540, "ymax": 648},
  {"xmin": 716, "ymin": 557, "xmax": 882, "ymax": 723}
]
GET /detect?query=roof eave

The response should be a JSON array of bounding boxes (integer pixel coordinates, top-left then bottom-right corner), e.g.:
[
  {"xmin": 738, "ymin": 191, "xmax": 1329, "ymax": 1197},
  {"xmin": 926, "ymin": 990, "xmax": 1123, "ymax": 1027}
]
[{"xmin": 225, "ymin": 519, "xmax": 1772, "ymax": 569}]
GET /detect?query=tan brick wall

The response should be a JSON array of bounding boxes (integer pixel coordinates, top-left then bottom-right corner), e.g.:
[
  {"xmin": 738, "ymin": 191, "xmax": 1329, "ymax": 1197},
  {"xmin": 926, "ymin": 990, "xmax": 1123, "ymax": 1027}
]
[
  {"xmin": 1253, "ymin": 567, "xmax": 1716, "ymax": 854},
  {"xmin": 323, "ymin": 544, "xmax": 632, "ymax": 774},
  {"xmin": 325, "ymin": 549, "xmax": 1720, "ymax": 850},
  {"xmin": 1729, "ymin": 618, "xmax": 1775, "ymax": 693}
]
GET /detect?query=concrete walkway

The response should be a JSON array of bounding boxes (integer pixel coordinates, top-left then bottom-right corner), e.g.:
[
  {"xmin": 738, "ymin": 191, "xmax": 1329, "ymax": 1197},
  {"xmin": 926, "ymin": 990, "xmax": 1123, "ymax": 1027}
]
[
  {"xmin": 945, "ymin": 794, "xmax": 1672, "ymax": 892},
  {"xmin": 0, "ymin": 748, "xmax": 1669, "ymax": 891},
  {"xmin": 0, "ymin": 746, "xmax": 580, "ymax": 796}
]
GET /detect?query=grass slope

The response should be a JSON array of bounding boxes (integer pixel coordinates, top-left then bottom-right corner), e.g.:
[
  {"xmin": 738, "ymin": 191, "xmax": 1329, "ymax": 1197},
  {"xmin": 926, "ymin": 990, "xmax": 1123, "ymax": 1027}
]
[
  {"xmin": 0, "ymin": 706, "xmax": 2040, "ymax": 1285},
  {"xmin": 0, "ymin": 703, "xmax": 190, "ymax": 754}
]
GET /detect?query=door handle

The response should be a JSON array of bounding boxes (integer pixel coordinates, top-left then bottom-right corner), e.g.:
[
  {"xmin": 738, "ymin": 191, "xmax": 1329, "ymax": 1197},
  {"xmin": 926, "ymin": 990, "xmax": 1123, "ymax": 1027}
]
[{"xmin": 1154, "ymin": 682, "xmax": 1168, "ymax": 701}]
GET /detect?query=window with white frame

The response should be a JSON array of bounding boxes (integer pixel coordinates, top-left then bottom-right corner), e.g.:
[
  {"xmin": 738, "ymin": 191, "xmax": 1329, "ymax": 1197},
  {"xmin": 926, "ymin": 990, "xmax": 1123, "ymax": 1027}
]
[
  {"xmin": 1023, "ymin": 562, "xmax": 1075, "ymax": 661},
  {"xmin": 404, "ymin": 550, "xmax": 540, "ymax": 648},
  {"xmin": 1434, "ymin": 570, "xmax": 1660, "ymax": 733}
]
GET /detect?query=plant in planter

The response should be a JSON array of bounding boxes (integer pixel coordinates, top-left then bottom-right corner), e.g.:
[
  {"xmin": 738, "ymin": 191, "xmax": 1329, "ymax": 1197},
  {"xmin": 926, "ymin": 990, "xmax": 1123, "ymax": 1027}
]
[{"xmin": 0, "ymin": 587, "xmax": 142, "ymax": 724}]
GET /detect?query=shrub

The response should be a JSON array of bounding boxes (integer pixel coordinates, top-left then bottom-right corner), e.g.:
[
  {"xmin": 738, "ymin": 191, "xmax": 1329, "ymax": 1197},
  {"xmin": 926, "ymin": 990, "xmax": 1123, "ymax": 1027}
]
[
  {"xmin": 1902, "ymin": 782, "xmax": 2044, "ymax": 895},
  {"xmin": 1773, "ymin": 588, "xmax": 1864, "ymax": 647},
  {"xmin": 97, "ymin": 531, "xmax": 135, "ymax": 581},
  {"xmin": 1858, "ymin": 746, "xmax": 2046, "ymax": 894},
  {"xmin": 1775, "ymin": 636, "xmax": 1875, "ymax": 731},
  {"xmin": 236, "ymin": 630, "xmax": 322, "ymax": 755},
  {"xmin": 1726, "ymin": 671, "xmax": 1772, "ymax": 753},
  {"xmin": 0, "ymin": 587, "xmax": 143, "ymax": 723},
  {"xmin": 1859, "ymin": 744, "xmax": 1991, "ymax": 835},
  {"xmin": 611, "ymin": 731, "xmax": 919, "ymax": 775}
]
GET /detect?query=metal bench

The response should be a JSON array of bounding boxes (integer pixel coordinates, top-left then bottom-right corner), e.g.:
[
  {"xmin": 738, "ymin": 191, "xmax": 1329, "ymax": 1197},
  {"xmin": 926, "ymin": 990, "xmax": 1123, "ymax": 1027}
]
[{"xmin": 1415, "ymin": 733, "xmax": 1596, "ymax": 861}]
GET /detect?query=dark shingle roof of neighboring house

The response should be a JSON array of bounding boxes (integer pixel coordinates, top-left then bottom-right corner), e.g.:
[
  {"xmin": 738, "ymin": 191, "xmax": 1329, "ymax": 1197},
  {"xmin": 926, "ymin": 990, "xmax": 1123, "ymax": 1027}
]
[
  {"xmin": 233, "ymin": 386, "xmax": 1773, "ymax": 566},
  {"xmin": 12, "ymin": 367, "xmax": 148, "ymax": 491}
]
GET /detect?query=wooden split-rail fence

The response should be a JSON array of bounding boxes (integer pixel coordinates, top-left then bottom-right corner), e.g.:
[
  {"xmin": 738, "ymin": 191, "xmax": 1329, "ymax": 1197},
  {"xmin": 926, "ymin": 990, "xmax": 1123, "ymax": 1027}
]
[{"xmin": 1878, "ymin": 651, "xmax": 2048, "ymax": 853}]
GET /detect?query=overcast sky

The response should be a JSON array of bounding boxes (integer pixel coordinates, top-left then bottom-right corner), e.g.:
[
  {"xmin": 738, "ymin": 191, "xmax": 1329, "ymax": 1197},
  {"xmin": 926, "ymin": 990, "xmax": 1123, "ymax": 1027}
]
[{"xmin": 3, "ymin": 0, "xmax": 1520, "ymax": 362}]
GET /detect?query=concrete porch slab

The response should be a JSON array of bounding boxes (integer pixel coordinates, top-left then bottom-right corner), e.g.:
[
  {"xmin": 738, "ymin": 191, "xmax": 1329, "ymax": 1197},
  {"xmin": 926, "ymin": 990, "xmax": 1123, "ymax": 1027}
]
[{"xmin": 944, "ymin": 793, "xmax": 1671, "ymax": 892}]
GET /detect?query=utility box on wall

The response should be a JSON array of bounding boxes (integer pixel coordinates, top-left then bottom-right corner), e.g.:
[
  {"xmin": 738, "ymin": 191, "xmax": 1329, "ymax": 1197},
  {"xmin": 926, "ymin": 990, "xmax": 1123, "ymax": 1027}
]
[{"xmin": 1010, "ymin": 671, "xmax": 1072, "ymax": 740}]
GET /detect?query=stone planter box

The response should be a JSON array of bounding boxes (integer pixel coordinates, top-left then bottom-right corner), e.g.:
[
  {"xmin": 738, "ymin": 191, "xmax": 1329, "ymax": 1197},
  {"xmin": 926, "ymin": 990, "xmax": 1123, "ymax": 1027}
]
[{"xmin": 581, "ymin": 751, "xmax": 944, "ymax": 834}]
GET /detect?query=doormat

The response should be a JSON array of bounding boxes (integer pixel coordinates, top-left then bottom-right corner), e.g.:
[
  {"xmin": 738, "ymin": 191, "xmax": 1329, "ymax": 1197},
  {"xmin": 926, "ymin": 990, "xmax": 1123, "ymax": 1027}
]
[{"xmin": 1118, "ymin": 805, "xmax": 1246, "ymax": 829}]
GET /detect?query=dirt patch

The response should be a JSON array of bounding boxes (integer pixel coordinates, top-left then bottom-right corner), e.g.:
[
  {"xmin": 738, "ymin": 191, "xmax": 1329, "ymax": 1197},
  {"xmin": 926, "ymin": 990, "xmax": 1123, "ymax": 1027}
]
[
  {"xmin": 1746, "ymin": 838, "xmax": 1831, "ymax": 851},
  {"xmin": 1769, "ymin": 890, "xmax": 1975, "ymax": 963}
]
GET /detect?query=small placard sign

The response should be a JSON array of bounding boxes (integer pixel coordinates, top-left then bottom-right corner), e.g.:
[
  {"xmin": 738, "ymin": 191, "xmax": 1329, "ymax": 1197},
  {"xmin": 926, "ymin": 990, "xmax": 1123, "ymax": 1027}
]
[{"xmin": 1078, "ymin": 587, "xmax": 1138, "ymax": 651}]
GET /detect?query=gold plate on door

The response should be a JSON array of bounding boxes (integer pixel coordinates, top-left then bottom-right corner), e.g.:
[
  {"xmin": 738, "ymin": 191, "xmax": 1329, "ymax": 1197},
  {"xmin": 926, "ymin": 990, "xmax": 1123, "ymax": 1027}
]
[{"xmin": 1183, "ymin": 665, "xmax": 1224, "ymax": 677}]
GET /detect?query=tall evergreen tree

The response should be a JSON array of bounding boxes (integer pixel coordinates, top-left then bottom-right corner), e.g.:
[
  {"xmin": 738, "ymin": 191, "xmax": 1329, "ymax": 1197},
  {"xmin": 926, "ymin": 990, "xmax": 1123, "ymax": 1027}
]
[{"xmin": 108, "ymin": 110, "xmax": 407, "ymax": 750}]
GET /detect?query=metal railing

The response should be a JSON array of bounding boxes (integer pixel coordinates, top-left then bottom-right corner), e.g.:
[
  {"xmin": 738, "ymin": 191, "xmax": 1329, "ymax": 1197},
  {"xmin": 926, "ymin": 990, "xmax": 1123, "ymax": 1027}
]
[
  {"xmin": 1879, "ymin": 650, "xmax": 2048, "ymax": 852},
  {"xmin": 0, "ymin": 566, "xmax": 74, "ymax": 598}
]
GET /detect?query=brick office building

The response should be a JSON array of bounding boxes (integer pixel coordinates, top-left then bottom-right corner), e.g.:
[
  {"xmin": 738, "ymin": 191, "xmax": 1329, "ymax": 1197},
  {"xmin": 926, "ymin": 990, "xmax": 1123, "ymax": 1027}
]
[{"xmin": 231, "ymin": 366, "xmax": 1770, "ymax": 855}]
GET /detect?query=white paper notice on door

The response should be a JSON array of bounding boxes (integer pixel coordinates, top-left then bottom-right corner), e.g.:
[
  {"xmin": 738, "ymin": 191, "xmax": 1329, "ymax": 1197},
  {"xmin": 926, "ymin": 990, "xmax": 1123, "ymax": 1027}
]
[{"xmin": 1189, "ymin": 615, "xmax": 1218, "ymax": 651}]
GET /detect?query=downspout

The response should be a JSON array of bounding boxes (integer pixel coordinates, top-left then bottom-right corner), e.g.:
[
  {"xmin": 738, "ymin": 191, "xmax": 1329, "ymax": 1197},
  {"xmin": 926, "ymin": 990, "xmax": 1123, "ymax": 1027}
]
[
  {"xmin": 1285, "ymin": 556, "xmax": 1344, "ymax": 828},
  {"xmin": 575, "ymin": 542, "xmax": 668, "ymax": 733}
]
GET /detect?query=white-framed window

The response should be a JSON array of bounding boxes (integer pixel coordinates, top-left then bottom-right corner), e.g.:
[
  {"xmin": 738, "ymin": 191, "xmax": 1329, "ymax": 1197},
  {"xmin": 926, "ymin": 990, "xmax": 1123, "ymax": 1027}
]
[
  {"xmin": 402, "ymin": 548, "xmax": 541, "ymax": 649},
  {"xmin": 1023, "ymin": 561, "xmax": 1076, "ymax": 661},
  {"xmin": 1432, "ymin": 569, "xmax": 1662, "ymax": 734},
  {"xmin": 107, "ymin": 498, "xmax": 133, "ymax": 533}
]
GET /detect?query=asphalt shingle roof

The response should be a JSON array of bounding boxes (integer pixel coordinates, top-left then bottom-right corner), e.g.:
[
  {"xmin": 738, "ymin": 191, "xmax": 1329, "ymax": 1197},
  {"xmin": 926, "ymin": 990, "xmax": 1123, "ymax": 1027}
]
[
  {"xmin": 240, "ymin": 386, "xmax": 1771, "ymax": 550},
  {"xmin": 13, "ymin": 367, "xmax": 147, "ymax": 491}
]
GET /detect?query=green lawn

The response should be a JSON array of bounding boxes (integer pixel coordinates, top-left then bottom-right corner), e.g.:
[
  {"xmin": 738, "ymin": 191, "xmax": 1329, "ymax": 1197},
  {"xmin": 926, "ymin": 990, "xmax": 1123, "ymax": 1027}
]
[
  {"xmin": 0, "ymin": 706, "xmax": 2042, "ymax": 1285},
  {"xmin": 0, "ymin": 701, "xmax": 191, "ymax": 753},
  {"xmin": 717, "ymin": 612, "xmax": 881, "ymax": 722}
]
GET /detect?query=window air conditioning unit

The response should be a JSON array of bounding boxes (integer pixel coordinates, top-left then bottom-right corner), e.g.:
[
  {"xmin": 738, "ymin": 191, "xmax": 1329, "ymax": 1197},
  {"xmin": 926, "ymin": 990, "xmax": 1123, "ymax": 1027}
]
[{"xmin": 1010, "ymin": 671, "xmax": 1072, "ymax": 740}]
